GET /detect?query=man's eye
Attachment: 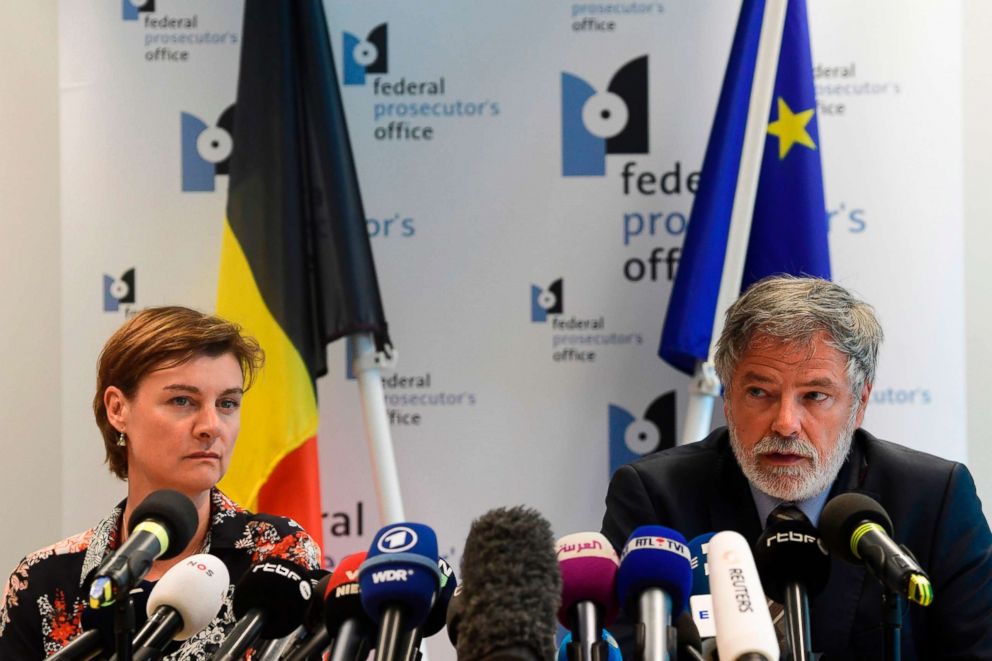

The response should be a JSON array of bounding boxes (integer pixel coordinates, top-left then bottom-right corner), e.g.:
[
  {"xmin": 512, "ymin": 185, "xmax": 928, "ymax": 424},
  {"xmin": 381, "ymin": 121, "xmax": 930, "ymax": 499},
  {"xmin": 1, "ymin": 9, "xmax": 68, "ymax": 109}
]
[
  {"xmin": 806, "ymin": 391, "xmax": 828, "ymax": 402},
  {"xmin": 746, "ymin": 387, "xmax": 766, "ymax": 397}
]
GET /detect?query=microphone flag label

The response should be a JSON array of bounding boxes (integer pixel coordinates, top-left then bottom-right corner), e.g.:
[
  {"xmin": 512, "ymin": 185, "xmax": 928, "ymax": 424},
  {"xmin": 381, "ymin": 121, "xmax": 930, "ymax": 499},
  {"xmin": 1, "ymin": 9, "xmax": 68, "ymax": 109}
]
[{"xmin": 621, "ymin": 535, "xmax": 691, "ymax": 561}]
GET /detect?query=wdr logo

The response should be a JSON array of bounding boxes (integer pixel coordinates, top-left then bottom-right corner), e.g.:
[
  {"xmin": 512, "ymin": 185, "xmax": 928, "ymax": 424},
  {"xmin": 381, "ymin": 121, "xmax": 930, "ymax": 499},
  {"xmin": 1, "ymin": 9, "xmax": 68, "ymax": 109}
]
[
  {"xmin": 531, "ymin": 279, "xmax": 563, "ymax": 323},
  {"xmin": 103, "ymin": 268, "xmax": 136, "ymax": 312},
  {"xmin": 122, "ymin": 0, "xmax": 154, "ymax": 21},
  {"xmin": 608, "ymin": 391, "xmax": 676, "ymax": 475},
  {"xmin": 343, "ymin": 24, "xmax": 388, "ymax": 86},
  {"xmin": 561, "ymin": 56, "xmax": 648, "ymax": 176},
  {"xmin": 180, "ymin": 105, "xmax": 235, "ymax": 192}
]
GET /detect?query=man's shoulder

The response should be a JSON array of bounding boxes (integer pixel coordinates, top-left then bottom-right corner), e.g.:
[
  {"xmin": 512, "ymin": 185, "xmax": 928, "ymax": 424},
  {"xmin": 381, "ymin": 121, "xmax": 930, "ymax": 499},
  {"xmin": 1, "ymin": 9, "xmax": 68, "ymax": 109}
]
[
  {"xmin": 627, "ymin": 428, "xmax": 729, "ymax": 471},
  {"xmin": 858, "ymin": 429, "xmax": 961, "ymax": 481}
]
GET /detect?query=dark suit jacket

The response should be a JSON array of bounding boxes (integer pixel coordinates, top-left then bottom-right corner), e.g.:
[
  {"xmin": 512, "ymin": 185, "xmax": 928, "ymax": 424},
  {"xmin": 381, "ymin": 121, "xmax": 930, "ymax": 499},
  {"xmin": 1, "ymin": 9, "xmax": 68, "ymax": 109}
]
[{"xmin": 601, "ymin": 428, "xmax": 992, "ymax": 660}]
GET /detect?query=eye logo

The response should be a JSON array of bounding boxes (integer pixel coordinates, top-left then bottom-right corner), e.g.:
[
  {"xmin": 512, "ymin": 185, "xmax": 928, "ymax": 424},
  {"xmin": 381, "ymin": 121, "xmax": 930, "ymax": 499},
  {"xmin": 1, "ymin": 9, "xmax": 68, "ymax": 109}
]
[
  {"xmin": 608, "ymin": 391, "xmax": 676, "ymax": 476},
  {"xmin": 561, "ymin": 56, "xmax": 649, "ymax": 177},
  {"xmin": 180, "ymin": 105, "xmax": 235, "ymax": 192},
  {"xmin": 343, "ymin": 24, "xmax": 388, "ymax": 86},
  {"xmin": 103, "ymin": 268, "xmax": 136, "ymax": 312},
  {"xmin": 530, "ymin": 279, "xmax": 564, "ymax": 323},
  {"xmin": 122, "ymin": 0, "xmax": 154, "ymax": 21}
]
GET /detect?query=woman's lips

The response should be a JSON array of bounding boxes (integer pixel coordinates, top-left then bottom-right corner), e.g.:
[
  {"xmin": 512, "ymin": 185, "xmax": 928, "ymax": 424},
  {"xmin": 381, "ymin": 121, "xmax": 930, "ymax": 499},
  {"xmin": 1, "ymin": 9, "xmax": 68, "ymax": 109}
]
[{"xmin": 186, "ymin": 452, "xmax": 220, "ymax": 460}]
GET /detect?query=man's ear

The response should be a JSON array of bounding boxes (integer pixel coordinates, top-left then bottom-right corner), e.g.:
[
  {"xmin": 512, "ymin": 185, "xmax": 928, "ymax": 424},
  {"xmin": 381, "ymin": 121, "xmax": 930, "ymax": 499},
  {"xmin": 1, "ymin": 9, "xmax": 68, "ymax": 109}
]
[
  {"xmin": 854, "ymin": 382, "xmax": 872, "ymax": 428},
  {"xmin": 104, "ymin": 386, "xmax": 129, "ymax": 432}
]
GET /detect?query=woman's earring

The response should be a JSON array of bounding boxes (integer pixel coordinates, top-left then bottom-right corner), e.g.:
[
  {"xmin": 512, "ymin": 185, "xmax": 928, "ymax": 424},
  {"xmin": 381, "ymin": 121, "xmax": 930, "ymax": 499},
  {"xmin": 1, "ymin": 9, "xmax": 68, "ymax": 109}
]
[{"xmin": 117, "ymin": 431, "xmax": 127, "ymax": 447}]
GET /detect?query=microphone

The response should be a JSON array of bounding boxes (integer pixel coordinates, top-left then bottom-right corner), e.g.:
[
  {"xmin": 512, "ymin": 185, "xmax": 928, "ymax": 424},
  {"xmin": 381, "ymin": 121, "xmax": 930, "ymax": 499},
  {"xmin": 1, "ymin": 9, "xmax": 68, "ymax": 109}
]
[
  {"xmin": 556, "ymin": 532, "xmax": 619, "ymax": 661},
  {"xmin": 396, "ymin": 556, "xmax": 459, "ymax": 661},
  {"xmin": 707, "ymin": 531, "xmax": 778, "ymax": 661},
  {"xmin": 753, "ymin": 508, "xmax": 830, "ymax": 661},
  {"xmin": 321, "ymin": 551, "xmax": 374, "ymax": 661},
  {"xmin": 616, "ymin": 525, "xmax": 692, "ymax": 661},
  {"xmin": 819, "ymin": 492, "xmax": 933, "ymax": 606},
  {"xmin": 359, "ymin": 523, "xmax": 441, "ymax": 661},
  {"xmin": 673, "ymin": 612, "xmax": 704, "ymax": 661},
  {"xmin": 456, "ymin": 506, "xmax": 560, "ymax": 661},
  {"xmin": 126, "ymin": 553, "xmax": 229, "ymax": 656},
  {"xmin": 280, "ymin": 570, "xmax": 334, "ymax": 661},
  {"xmin": 88, "ymin": 490, "xmax": 199, "ymax": 609},
  {"xmin": 687, "ymin": 533, "xmax": 716, "ymax": 640},
  {"xmin": 557, "ymin": 630, "xmax": 622, "ymax": 661},
  {"xmin": 49, "ymin": 606, "xmax": 116, "ymax": 661},
  {"xmin": 445, "ymin": 584, "xmax": 465, "ymax": 648},
  {"xmin": 211, "ymin": 558, "xmax": 314, "ymax": 661}
]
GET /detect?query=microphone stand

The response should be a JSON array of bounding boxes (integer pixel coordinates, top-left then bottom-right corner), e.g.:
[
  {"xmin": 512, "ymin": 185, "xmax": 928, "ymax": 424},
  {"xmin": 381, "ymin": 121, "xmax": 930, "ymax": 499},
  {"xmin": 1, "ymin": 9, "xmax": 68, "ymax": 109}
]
[
  {"xmin": 638, "ymin": 590, "xmax": 672, "ymax": 661},
  {"xmin": 566, "ymin": 603, "xmax": 606, "ymax": 661},
  {"xmin": 782, "ymin": 583, "xmax": 812, "ymax": 661},
  {"xmin": 881, "ymin": 589, "xmax": 901, "ymax": 661},
  {"xmin": 114, "ymin": 595, "xmax": 136, "ymax": 661}
]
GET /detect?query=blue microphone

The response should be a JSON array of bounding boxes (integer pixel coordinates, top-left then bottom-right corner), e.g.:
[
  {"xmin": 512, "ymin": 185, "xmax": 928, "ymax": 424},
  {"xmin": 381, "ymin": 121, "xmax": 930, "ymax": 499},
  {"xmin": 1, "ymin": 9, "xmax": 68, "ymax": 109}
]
[
  {"xmin": 617, "ymin": 525, "xmax": 693, "ymax": 661},
  {"xmin": 359, "ymin": 523, "xmax": 442, "ymax": 661},
  {"xmin": 687, "ymin": 533, "xmax": 716, "ymax": 640}
]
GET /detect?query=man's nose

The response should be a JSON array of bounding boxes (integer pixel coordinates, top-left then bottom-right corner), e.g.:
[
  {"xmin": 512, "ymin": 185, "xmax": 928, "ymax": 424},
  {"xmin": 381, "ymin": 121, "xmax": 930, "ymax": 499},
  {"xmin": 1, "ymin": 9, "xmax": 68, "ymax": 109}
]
[{"xmin": 770, "ymin": 397, "xmax": 802, "ymax": 438}]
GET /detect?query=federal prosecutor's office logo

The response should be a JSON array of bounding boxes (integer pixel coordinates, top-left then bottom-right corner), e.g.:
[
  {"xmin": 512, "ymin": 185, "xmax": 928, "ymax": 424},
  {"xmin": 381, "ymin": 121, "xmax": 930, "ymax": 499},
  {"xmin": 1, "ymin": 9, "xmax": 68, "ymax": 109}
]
[
  {"xmin": 531, "ymin": 278, "xmax": 564, "ymax": 323},
  {"xmin": 608, "ymin": 391, "xmax": 676, "ymax": 476},
  {"xmin": 181, "ymin": 105, "xmax": 235, "ymax": 192},
  {"xmin": 343, "ymin": 23, "xmax": 388, "ymax": 86},
  {"xmin": 561, "ymin": 56, "xmax": 648, "ymax": 176},
  {"xmin": 104, "ymin": 268, "xmax": 136, "ymax": 313},
  {"xmin": 122, "ymin": 0, "xmax": 155, "ymax": 21}
]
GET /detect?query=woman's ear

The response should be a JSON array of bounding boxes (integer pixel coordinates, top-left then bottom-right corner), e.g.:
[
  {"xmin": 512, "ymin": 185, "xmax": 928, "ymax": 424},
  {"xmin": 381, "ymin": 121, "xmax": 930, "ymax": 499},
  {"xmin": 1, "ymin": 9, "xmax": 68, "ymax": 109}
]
[{"xmin": 104, "ymin": 386, "xmax": 129, "ymax": 431}]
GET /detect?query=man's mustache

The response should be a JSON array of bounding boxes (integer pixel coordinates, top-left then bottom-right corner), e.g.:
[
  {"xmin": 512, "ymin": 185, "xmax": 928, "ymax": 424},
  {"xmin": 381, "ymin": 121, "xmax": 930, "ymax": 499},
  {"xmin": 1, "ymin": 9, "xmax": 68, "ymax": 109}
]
[{"xmin": 752, "ymin": 435, "xmax": 818, "ymax": 461}]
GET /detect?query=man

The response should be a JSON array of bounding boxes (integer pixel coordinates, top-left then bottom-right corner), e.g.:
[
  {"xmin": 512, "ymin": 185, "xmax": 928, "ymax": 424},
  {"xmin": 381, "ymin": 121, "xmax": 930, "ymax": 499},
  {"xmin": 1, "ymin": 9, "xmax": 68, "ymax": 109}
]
[{"xmin": 602, "ymin": 276, "xmax": 992, "ymax": 659}]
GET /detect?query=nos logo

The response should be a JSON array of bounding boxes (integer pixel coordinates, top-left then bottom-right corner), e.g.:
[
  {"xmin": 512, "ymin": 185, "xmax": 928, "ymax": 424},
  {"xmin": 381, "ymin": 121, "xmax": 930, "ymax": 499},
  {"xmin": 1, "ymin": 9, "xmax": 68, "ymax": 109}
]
[
  {"xmin": 180, "ymin": 105, "xmax": 235, "ymax": 192},
  {"xmin": 561, "ymin": 56, "xmax": 648, "ymax": 177},
  {"xmin": 608, "ymin": 391, "xmax": 676, "ymax": 476},
  {"xmin": 103, "ymin": 268, "xmax": 135, "ymax": 312},
  {"xmin": 343, "ymin": 24, "xmax": 388, "ymax": 86},
  {"xmin": 531, "ymin": 278, "xmax": 563, "ymax": 323},
  {"xmin": 122, "ymin": 0, "xmax": 154, "ymax": 21}
]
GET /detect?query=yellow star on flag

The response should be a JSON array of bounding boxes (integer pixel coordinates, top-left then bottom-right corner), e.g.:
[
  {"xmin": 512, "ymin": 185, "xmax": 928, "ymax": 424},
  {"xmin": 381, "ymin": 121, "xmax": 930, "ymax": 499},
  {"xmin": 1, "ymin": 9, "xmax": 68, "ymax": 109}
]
[{"xmin": 766, "ymin": 97, "xmax": 816, "ymax": 159}]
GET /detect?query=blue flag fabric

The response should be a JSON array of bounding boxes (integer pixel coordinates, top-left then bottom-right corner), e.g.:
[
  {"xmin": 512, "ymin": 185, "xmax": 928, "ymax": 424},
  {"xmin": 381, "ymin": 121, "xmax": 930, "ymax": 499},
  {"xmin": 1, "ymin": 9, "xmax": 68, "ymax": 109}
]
[{"xmin": 659, "ymin": 0, "xmax": 830, "ymax": 375}]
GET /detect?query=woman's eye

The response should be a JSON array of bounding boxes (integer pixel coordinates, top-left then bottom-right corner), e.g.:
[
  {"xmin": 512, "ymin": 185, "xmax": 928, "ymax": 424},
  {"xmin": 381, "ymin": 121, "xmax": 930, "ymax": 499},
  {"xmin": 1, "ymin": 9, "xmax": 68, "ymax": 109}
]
[
  {"xmin": 171, "ymin": 396, "xmax": 192, "ymax": 407},
  {"xmin": 219, "ymin": 399, "xmax": 241, "ymax": 410}
]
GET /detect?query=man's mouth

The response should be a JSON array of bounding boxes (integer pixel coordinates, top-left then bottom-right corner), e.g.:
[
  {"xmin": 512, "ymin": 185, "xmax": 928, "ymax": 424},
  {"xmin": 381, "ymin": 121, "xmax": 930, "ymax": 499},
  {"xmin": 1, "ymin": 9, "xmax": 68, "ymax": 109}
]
[{"xmin": 760, "ymin": 452, "xmax": 811, "ymax": 466}]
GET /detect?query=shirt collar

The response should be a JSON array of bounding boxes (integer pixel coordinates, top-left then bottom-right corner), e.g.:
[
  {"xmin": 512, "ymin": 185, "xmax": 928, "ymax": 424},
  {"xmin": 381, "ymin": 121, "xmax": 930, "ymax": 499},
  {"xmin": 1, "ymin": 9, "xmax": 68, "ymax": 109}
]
[{"xmin": 748, "ymin": 481, "xmax": 833, "ymax": 529}]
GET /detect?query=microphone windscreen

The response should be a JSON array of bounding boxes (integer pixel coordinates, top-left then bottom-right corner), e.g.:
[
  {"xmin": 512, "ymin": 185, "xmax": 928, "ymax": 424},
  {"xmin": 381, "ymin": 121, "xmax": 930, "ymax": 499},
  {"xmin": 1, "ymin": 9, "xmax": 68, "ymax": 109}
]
[
  {"xmin": 128, "ymin": 489, "xmax": 199, "ymax": 560},
  {"xmin": 233, "ymin": 558, "xmax": 314, "ymax": 639},
  {"xmin": 457, "ymin": 506, "xmax": 560, "ymax": 661},
  {"xmin": 556, "ymin": 629, "xmax": 622, "ymax": 661},
  {"xmin": 555, "ymin": 532, "xmax": 620, "ymax": 626},
  {"xmin": 421, "ymin": 557, "xmax": 457, "ymax": 637},
  {"xmin": 304, "ymin": 570, "xmax": 332, "ymax": 631},
  {"xmin": 616, "ymin": 525, "xmax": 692, "ymax": 617},
  {"xmin": 753, "ymin": 510, "xmax": 830, "ymax": 601},
  {"xmin": 324, "ymin": 551, "xmax": 369, "ymax": 631},
  {"xmin": 708, "ymin": 531, "xmax": 778, "ymax": 661},
  {"xmin": 445, "ymin": 584, "xmax": 464, "ymax": 646},
  {"xmin": 819, "ymin": 492, "xmax": 894, "ymax": 563},
  {"xmin": 147, "ymin": 553, "xmax": 229, "ymax": 639},
  {"xmin": 359, "ymin": 522, "xmax": 441, "ymax": 628},
  {"xmin": 688, "ymin": 533, "xmax": 715, "ymax": 596}
]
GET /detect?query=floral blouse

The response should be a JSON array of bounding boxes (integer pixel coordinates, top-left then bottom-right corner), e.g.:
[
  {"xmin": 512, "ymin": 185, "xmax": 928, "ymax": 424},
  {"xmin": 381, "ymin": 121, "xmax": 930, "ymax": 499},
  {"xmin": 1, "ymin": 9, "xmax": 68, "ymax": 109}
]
[{"xmin": 0, "ymin": 489, "xmax": 321, "ymax": 659}]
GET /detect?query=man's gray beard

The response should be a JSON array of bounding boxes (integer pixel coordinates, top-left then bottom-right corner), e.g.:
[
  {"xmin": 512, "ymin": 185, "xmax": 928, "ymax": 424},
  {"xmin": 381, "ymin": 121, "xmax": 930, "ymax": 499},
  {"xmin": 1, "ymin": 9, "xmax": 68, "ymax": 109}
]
[{"xmin": 728, "ymin": 408, "xmax": 857, "ymax": 501}]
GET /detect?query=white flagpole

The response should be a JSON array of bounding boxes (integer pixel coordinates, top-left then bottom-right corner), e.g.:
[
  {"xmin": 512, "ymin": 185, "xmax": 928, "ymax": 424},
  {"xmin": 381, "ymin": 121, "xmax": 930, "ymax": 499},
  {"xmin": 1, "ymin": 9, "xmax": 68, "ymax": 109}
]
[
  {"xmin": 679, "ymin": 0, "xmax": 789, "ymax": 445},
  {"xmin": 349, "ymin": 332, "xmax": 405, "ymax": 524}
]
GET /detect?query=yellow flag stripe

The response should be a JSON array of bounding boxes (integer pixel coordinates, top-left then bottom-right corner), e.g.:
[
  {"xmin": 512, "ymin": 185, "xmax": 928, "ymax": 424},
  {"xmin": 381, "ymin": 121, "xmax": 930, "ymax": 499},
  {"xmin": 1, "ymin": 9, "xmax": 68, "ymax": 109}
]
[{"xmin": 216, "ymin": 218, "xmax": 319, "ymax": 510}]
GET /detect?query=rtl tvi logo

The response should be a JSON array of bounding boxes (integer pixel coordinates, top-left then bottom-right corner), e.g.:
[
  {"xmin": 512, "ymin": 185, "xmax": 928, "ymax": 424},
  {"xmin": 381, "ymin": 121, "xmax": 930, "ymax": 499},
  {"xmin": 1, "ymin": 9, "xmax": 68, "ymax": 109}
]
[
  {"xmin": 343, "ymin": 24, "xmax": 388, "ymax": 86},
  {"xmin": 561, "ymin": 56, "xmax": 648, "ymax": 176},
  {"xmin": 104, "ymin": 268, "xmax": 135, "ymax": 313},
  {"xmin": 181, "ymin": 105, "xmax": 235, "ymax": 192},
  {"xmin": 531, "ymin": 279, "xmax": 563, "ymax": 323},
  {"xmin": 608, "ymin": 391, "xmax": 676, "ymax": 476},
  {"xmin": 122, "ymin": 0, "xmax": 154, "ymax": 21}
]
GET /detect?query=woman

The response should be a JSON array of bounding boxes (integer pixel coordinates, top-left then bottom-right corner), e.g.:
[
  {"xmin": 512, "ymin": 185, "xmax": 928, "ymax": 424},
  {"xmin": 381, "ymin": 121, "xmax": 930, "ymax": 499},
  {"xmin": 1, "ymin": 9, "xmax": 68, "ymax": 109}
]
[{"xmin": 0, "ymin": 307, "xmax": 321, "ymax": 658}]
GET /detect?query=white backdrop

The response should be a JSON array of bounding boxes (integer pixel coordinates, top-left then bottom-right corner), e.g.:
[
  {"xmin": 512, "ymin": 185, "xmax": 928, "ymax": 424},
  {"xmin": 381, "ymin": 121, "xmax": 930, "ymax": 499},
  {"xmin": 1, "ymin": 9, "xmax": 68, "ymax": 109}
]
[{"xmin": 54, "ymin": 5, "xmax": 964, "ymax": 658}]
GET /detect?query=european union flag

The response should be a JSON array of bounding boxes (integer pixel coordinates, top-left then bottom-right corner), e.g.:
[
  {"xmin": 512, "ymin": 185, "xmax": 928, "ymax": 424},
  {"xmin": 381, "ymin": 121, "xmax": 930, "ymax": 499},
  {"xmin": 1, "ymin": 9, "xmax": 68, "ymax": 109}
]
[{"xmin": 659, "ymin": 0, "xmax": 830, "ymax": 375}]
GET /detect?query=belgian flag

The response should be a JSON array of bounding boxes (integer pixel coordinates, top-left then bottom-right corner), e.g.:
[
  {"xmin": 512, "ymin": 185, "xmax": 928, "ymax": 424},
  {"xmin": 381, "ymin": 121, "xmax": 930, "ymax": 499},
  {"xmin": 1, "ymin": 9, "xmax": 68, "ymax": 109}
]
[{"xmin": 216, "ymin": 0, "xmax": 390, "ymax": 554}]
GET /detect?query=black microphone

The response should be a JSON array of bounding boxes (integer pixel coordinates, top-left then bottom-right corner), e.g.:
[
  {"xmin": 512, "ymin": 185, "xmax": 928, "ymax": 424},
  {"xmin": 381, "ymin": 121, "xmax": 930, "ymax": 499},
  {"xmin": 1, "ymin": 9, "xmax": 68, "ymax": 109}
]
[
  {"xmin": 456, "ymin": 507, "xmax": 560, "ymax": 661},
  {"xmin": 674, "ymin": 612, "xmax": 704, "ymax": 661},
  {"xmin": 753, "ymin": 507, "xmax": 830, "ymax": 661},
  {"xmin": 88, "ymin": 490, "xmax": 199, "ymax": 609},
  {"xmin": 210, "ymin": 558, "xmax": 314, "ymax": 661},
  {"xmin": 280, "ymin": 570, "xmax": 333, "ymax": 661},
  {"xmin": 48, "ymin": 605, "xmax": 115, "ymax": 661},
  {"xmin": 820, "ymin": 492, "xmax": 933, "ymax": 606},
  {"xmin": 445, "ymin": 584, "xmax": 465, "ymax": 648},
  {"xmin": 396, "ymin": 556, "xmax": 458, "ymax": 661}
]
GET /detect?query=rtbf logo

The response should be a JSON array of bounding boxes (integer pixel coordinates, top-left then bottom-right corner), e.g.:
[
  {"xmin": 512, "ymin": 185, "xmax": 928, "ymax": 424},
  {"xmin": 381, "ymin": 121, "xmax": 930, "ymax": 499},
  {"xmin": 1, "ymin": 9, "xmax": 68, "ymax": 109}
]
[
  {"xmin": 103, "ymin": 268, "xmax": 135, "ymax": 312},
  {"xmin": 531, "ymin": 278, "xmax": 563, "ymax": 322},
  {"xmin": 377, "ymin": 526, "xmax": 418, "ymax": 553},
  {"xmin": 561, "ymin": 56, "xmax": 648, "ymax": 176},
  {"xmin": 343, "ymin": 24, "xmax": 388, "ymax": 86},
  {"xmin": 122, "ymin": 0, "xmax": 154, "ymax": 21},
  {"xmin": 608, "ymin": 391, "xmax": 676, "ymax": 475},
  {"xmin": 180, "ymin": 105, "xmax": 235, "ymax": 192}
]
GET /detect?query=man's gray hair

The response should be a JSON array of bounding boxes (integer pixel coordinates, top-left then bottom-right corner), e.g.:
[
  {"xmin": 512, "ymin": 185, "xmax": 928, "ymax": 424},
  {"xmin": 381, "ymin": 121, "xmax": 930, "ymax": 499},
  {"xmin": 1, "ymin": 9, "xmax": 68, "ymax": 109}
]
[{"xmin": 714, "ymin": 276, "xmax": 883, "ymax": 396}]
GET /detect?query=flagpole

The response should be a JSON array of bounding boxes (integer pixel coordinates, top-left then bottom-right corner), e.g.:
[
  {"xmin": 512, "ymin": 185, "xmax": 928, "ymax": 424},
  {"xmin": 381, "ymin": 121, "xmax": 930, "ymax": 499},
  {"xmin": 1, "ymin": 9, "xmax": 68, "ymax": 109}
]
[
  {"xmin": 350, "ymin": 333, "xmax": 406, "ymax": 524},
  {"xmin": 679, "ymin": 0, "xmax": 788, "ymax": 445}
]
